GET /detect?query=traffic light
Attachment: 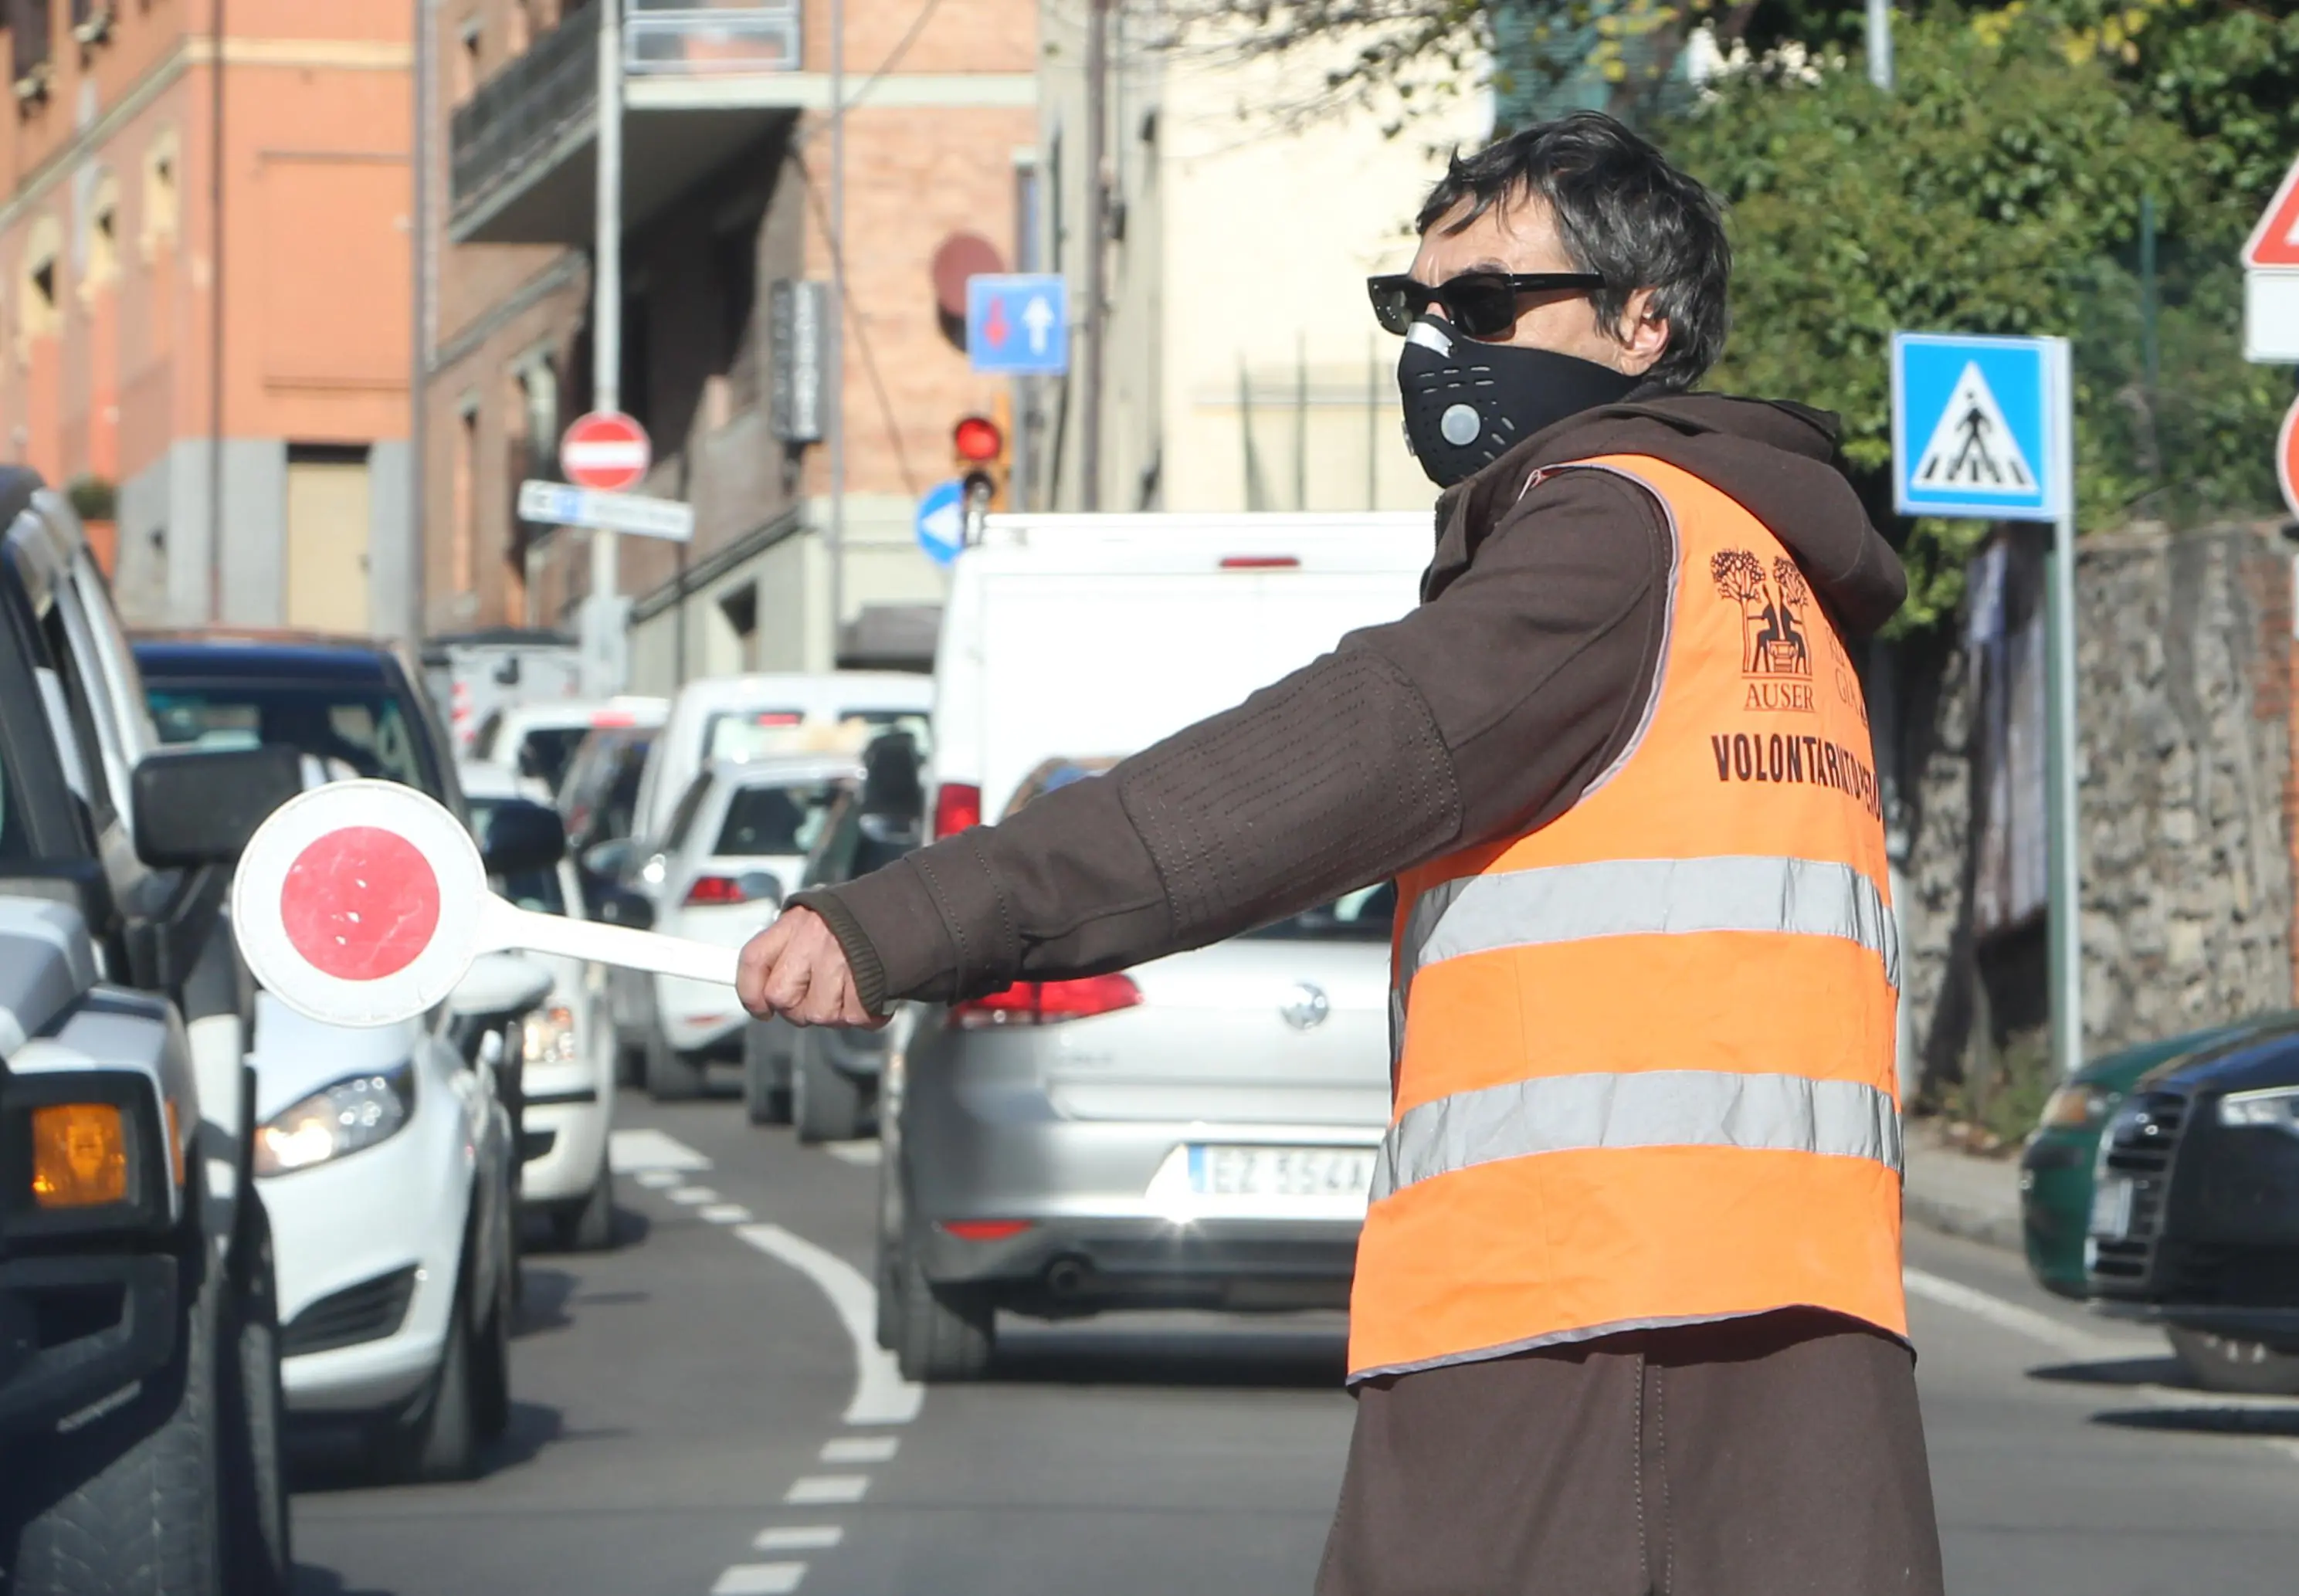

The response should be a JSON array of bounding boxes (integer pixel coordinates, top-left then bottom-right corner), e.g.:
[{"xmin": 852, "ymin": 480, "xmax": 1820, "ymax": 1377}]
[{"xmin": 952, "ymin": 397, "xmax": 1011, "ymax": 512}]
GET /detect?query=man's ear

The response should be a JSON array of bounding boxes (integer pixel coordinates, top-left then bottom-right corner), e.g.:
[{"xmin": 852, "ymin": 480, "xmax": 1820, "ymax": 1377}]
[{"xmin": 1616, "ymin": 286, "xmax": 1670, "ymax": 377}]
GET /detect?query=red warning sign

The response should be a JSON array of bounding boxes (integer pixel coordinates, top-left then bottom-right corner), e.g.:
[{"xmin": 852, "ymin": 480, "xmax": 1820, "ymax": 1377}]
[
  {"xmin": 2243, "ymin": 154, "xmax": 2299, "ymax": 270},
  {"xmin": 2279, "ymin": 394, "xmax": 2299, "ymax": 524}
]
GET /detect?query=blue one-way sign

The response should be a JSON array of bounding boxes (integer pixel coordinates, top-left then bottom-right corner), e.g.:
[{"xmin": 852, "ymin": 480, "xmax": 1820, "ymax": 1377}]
[
  {"xmin": 914, "ymin": 479, "xmax": 966, "ymax": 567},
  {"xmin": 967, "ymin": 274, "xmax": 1069, "ymax": 375},
  {"xmin": 1890, "ymin": 332, "xmax": 2070, "ymax": 523}
]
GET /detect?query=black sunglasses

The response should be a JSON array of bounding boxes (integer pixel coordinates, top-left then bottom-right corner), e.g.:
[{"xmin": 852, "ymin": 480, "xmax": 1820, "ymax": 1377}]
[{"xmin": 1368, "ymin": 271, "xmax": 1606, "ymax": 339}]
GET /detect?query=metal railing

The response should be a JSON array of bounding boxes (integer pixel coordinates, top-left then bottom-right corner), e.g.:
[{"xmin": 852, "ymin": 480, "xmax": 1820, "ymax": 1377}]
[
  {"xmin": 625, "ymin": 2, "xmax": 801, "ymax": 76},
  {"xmin": 449, "ymin": 5, "xmax": 599, "ymax": 222}
]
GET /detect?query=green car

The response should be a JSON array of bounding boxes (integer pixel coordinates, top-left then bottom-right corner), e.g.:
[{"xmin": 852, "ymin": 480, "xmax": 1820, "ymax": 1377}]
[{"xmin": 2018, "ymin": 1016, "xmax": 2287, "ymax": 1298}]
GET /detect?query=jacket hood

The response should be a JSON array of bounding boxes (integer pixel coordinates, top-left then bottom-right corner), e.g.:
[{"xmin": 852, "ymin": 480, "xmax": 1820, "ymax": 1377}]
[{"xmin": 1439, "ymin": 389, "xmax": 1908, "ymax": 639}]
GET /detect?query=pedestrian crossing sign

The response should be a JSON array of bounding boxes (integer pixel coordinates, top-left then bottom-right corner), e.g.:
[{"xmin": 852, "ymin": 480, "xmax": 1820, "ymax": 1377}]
[{"xmin": 1890, "ymin": 332, "xmax": 2071, "ymax": 523}]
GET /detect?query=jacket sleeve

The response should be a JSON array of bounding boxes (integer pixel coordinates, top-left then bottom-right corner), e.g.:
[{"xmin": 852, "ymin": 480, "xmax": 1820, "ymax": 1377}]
[{"xmin": 791, "ymin": 470, "xmax": 1671, "ymax": 1013}]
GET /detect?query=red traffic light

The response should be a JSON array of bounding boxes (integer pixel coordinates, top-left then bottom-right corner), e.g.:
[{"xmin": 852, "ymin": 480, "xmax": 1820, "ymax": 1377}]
[{"xmin": 953, "ymin": 415, "xmax": 1003, "ymax": 463}]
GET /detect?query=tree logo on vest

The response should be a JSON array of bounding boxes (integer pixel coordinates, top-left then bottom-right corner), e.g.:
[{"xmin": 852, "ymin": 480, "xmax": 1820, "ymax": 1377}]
[{"xmin": 1711, "ymin": 550, "xmax": 1813, "ymax": 712}]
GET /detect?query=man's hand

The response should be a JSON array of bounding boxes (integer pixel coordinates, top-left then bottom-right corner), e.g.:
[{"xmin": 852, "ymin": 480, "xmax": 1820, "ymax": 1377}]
[{"xmin": 737, "ymin": 906, "xmax": 883, "ymax": 1028}]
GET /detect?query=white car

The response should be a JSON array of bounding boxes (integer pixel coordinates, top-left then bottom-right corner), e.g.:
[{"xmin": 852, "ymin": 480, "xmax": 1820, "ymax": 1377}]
[
  {"xmin": 599, "ymin": 754, "xmax": 858, "ymax": 1099},
  {"xmin": 472, "ymin": 695, "xmax": 667, "ymax": 797},
  {"xmin": 463, "ymin": 762, "xmax": 618, "ymax": 1250}
]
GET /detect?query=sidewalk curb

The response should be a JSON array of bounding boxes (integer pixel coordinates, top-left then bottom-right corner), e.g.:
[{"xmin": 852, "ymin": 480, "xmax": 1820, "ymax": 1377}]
[{"xmin": 1904, "ymin": 1188, "xmax": 2023, "ymax": 1254}]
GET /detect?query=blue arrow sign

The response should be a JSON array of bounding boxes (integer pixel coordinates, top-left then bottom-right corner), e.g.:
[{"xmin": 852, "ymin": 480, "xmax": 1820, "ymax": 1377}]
[
  {"xmin": 914, "ymin": 479, "xmax": 966, "ymax": 567},
  {"xmin": 967, "ymin": 274, "xmax": 1069, "ymax": 375},
  {"xmin": 1890, "ymin": 332, "xmax": 2071, "ymax": 522}
]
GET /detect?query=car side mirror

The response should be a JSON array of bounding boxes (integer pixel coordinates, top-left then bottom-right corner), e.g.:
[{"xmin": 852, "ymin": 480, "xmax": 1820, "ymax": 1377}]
[
  {"xmin": 131, "ymin": 744, "xmax": 304, "ymax": 868},
  {"xmin": 478, "ymin": 798, "xmax": 565, "ymax": 876},
  {"xmin": 597, "ymin": 889, "xmax": 656, "ymax": 931},
  {"xmin": 581, "ymin": 837, "xmax": 636, "ymax": 880}
]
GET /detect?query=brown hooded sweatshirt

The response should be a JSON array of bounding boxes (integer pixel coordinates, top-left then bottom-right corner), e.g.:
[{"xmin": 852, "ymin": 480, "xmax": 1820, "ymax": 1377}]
[{"xmin": 789, "ymin": 390, "xmax": 1907, "ymax": 1011}]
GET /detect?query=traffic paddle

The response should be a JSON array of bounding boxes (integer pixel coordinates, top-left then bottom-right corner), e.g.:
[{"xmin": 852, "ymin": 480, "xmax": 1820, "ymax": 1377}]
[{"xmin": 232, "ymin": 779, "xmax": 746, "ymax": 1028}]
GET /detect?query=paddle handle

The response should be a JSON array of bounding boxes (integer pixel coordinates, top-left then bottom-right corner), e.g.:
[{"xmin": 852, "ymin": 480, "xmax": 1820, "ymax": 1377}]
[{"xmin": 483, "ymin": 898, "xmax": 744, "ymax": 987}]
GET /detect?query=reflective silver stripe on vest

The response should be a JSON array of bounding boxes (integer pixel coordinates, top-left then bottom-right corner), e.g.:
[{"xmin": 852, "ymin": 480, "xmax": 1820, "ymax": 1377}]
[
  {"xmin": 1371, "ymin": 1070, "xmax": 1901, "ymax": 1203},
  {"xmin": 1399, "ymin": 855, "xmax": 1899, "ymax": 998}
]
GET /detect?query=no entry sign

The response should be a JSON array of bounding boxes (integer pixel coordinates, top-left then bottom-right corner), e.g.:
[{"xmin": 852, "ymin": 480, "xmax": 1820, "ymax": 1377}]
[
  {"xmin": 560, "ymin": 411, "xmax": 651, "ymax": 492},
  {"xmin": 235, "ymin": 781, "xmax": 742, "ymax": 1028}
]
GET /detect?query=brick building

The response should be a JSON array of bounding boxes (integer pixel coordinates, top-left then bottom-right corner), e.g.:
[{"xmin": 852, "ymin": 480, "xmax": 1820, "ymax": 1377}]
[
  {"xmin": 0, "ymin": 0, "xmax": 416, "ymax": 631},
  {"xmin": 432, "ymin": 0, "xmax": 1036, "ymax": 683}
]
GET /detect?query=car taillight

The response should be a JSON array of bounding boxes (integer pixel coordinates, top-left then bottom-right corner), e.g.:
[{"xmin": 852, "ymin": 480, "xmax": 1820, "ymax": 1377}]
[
  {"xmin": 1219, "ymin": 555, "xmax": 1300, "ymax": 570},
  {"xmin": 939, "ymin": 1218, "xmax": 1034, "ymax": 1242},
  {"xmin": 950, "ymin": 973, "xmax": 1141, "ymax": 1028},
  {"xmin": 934, "ymin": 782, "xmax": 982, "ymax": 839},
  {"xmin": 683, "ymin": 874, "xmax": 768, "ymax": 906}
]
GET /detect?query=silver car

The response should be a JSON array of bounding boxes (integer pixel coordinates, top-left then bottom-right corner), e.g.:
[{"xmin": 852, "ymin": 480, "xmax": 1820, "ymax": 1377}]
[{"xmin": 876, "ymin": 879, "xmax": 1395, "ymax": 1380}]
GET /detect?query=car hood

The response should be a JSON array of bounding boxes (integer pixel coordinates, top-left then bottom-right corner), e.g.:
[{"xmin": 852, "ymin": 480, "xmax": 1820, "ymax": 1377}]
[
  {"xmin": 2074, "ymin": 1018, "xmax": 2289, "ymax": 1094},
  {"xmin": 2135, "ymin": 1015, "xmax": 2299, "ymax": 1098},
  {"xmin": 248, "ymin": 990, "xmax": 424, "ymax": 1120},
  {"xmin": 0, "ymin": 900, "xmax": 99, "ymax": 1056}
]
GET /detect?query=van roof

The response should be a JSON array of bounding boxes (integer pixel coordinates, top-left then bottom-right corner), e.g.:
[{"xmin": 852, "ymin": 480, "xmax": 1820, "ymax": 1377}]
[{"xmin": 668, "ymin": 672, "xmax": 931, "ymax": 710}]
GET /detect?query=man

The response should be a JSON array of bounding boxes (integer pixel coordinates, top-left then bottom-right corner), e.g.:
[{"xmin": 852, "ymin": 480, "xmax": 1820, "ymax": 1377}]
[{"xmin": 738, "ymin": 111, "xmax": 1942, "ymax": 1594}]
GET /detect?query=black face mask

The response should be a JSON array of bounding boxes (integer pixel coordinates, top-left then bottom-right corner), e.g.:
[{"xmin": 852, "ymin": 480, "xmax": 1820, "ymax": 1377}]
[{"xmin": 1397, "ymin": 314, "xmax": 1640, "ymax": 488}]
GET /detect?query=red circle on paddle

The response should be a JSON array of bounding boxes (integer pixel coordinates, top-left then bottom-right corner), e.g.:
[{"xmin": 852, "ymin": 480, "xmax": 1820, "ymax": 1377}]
[{"xmin": 280, "ymin": 827, "xmax": 443, "ymax": 982}]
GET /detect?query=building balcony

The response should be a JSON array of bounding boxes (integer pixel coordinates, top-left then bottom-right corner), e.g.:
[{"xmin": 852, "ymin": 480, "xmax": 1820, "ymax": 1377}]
[{"xmin": 449, "ymin": 2, "xmax": 805, "ymax": 247}]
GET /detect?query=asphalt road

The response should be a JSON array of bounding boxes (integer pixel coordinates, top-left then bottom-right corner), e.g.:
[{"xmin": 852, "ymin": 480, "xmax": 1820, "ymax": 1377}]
[{"xmin": 288, "ymin": 1096, "xmax": 2299, "ymax": 1596}]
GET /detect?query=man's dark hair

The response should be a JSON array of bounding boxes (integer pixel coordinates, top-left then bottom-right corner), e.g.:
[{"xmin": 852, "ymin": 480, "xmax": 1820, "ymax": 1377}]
[{"xmin": 1417, "ymin": 112, "xmax": 1730, "ymax": 390}]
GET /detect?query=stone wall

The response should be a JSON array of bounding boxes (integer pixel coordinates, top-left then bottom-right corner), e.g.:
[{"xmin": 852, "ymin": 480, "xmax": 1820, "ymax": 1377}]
[{"xmin": 1897, "ymin": 521, "xmax": 2296, "ymax": 1093}]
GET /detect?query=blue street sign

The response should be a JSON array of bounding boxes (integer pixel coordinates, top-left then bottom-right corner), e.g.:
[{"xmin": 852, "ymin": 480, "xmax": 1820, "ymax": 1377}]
[
  {"xmin": 1890, "ymin": 332, "xmax": 2071, "ymax": 522},
  {"xmin": 967, "ymin": 274, "xmax": 1069, "ymax": 375},
  {"xmin": 914, "ymin": 479, "xmax": 966, "ymax": 567}
]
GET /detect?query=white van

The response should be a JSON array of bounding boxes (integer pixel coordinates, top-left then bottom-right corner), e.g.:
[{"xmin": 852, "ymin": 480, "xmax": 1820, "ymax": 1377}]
[
  {"xmin": 926, "ymin": 512, "xmax": 1430, "ymax": 839},
  {"xmin": 631, "ymin": 671, "xmax": 932, "ymax": 852}
]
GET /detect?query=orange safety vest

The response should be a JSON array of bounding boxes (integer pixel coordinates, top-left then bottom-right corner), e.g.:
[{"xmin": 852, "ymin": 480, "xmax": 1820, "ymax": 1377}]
[{"xmin": 1348, "ymin": 452, "xmax": 1905, "ymax": 1384}]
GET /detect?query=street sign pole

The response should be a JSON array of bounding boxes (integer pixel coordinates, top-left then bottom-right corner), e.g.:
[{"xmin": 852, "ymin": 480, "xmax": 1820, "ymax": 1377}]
[
  {"xmin": 2043, "ymin": 339, "xmax": 2082, "ymax": 1080},
  {"xmin": 584, "ymin": 0, "xmax": 629, "ymax": 696}
]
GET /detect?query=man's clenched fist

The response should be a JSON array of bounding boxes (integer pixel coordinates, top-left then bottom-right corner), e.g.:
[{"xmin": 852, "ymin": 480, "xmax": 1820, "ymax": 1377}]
[{"xmin": 736, "ymin": 906, "xmax": 882, "ymax": 1028}]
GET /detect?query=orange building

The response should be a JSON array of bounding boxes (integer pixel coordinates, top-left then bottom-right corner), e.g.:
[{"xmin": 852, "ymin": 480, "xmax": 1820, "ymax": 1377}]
[{"xmin": 0, "ymin": 0, "xmax": 414, "ymax": 631}]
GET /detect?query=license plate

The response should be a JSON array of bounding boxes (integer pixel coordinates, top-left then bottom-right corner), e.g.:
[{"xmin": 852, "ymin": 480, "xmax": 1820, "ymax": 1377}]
[
  {"xmin": 2088, "ymin": 1177, "xmax": 2135, "ymax": 1240},
  {"xmin": 1188, "ymin": 1145, "xmax": 1376, "ymax": 1200}
]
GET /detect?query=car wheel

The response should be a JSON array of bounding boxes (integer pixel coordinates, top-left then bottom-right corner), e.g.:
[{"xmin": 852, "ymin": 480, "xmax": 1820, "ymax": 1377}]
[
  {"xmin": 220, "ymin": 1198, "xmax": 292, "ymax": 1596},
  {"xmin": 743, "ymin": 1025, "xmax": 791, "ymax": 1126},
  {"xmin": 645, "ymin": 1029, "xmax": 706, "ymax": 1101},
  {"xmin": 378, "ymin": 1255, "xmax": 483, "ymax": 1482},
  {"xmin": 894, "ymin": 1237, "xmax": 993, "ymax": 1383},
  {"xmin": 794, "ymin": 1034, "xmax": 864, "ymax": 1145},
  {"xmin": 8, "ymin": 1247, "xmax": 225, "ymax": 1596},
  {"xmin": 554, "ymin": 1161, "xmax": 618, "ymax": 1252},
  {"xmin": 2167, "ymin": 1327, "xmax": 2299, "ymax": 1395}
]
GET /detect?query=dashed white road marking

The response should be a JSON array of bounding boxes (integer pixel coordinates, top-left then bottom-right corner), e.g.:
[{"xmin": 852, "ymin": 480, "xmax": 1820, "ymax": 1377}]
[
  {"xmin": 755, "ymin": 1527, "xmax": 844, "ymax": 1553},
  {"xmin": 634, "ymin": 1170, "xmax": 682, "ymax": 1191},
  {"xmin": 736, "ymin": 1222, "xmax": 924, "ymax": 1425},
  {"xmin": 784, "ymin": 1474, "xmax": 870, "ymax": 1505},
  {"xmin": 609, "ymin": 1127, "xmax": 713, "ymax": 1173},
  {"xmin": 710, "ymin": 1564, "xmax": 806, "ymax": 1595},
  {"xmin": 1904, "ymin": 1266, "xmax": 2299, "ymax": 1465},
  {"xmin": 670, "ymin": 1186, "xmax": 721, "ymax": 1206},
  {"xmin": 702, "ymin": 1203, "xmax": 754, "ymax": 1225},
  {"xmin": 820, "ymin": 1434, "xmax": 898, "ymax": 1464},
  {"xmin": 823, "ymin": 1140, "xmax": 881, "ymax": 1166}
]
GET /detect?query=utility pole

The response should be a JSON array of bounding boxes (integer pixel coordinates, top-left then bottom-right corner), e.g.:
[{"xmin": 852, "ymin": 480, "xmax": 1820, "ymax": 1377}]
[
  {"xmin": 827, "ymin": 0, "xmax": 846, "ymax": 666},
  {"xmin": 1867, "ymin": 0, "xmax": 1894, "ymax": 91},
  {"xmin": 582, "ymin": 0, "xmax": 629, "ymax": 693},
  {"xmin": 1080, "ymin": 0, "xmax": 1107, "ymax": 511}
]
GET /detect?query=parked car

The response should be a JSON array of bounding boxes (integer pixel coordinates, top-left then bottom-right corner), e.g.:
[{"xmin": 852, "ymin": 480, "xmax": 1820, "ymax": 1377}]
[
  {"xmin": 463, "ymin": 762, "xmax": 618, "ymax": 1251},
  {"xmin": 0, "ymin": 469, "xmax": 297, "ymax": 1594},
  {"xmin": 743, "ymin": 731, "xmax": 927, "ymax": 1140},
  {"xmin": 2083, "ymin": 1017, "xmax": 2299, "ymax": 1394},
  {"xmin": 136, "ymin": 632, "xmax": 557, "ymax": 1477},
  {"xmin": 473, "ymin": 695, "xmax": 666, "ymax": 797},
  {"xmin": 594, "ymin": 753, "xmax": 853, "ymax": 1100}
]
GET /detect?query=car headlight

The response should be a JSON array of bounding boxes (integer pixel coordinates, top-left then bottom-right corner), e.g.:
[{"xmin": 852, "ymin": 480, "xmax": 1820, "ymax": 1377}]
[
  {"xmin": 2218, "ymin": 1085, "xmax": 2299, "ymax": 1132},
  {"xmin": 523, "ymin": 1005, "xmax": 578, "ymax": 1067},
  {"xmin": 2038, "ymin": 1083, "xmax": 2114, "ymax": 1131},
  {"xmin": 256, "ymin": 1064, "xmax": 415, "ymax": 1176}
]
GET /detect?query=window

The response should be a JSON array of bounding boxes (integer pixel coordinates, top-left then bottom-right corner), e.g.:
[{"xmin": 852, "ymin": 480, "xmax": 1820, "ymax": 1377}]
[
  {"xmin": 512, "ymin": 725, "xmax": 589, "ymax": 792},
  {"xmin": 12, "ymin": 0, "xmax": 53, "ymax": 87},
  {"xmin": 146, "ymin": 680, "xmax": 434, "ymax": 791},
  {"xmin": 1243, "ymin": 882, "xmax": 1398, "ymax": 944},
  {"xmin": 454, "ymin": 15, "xmax": 482, "ymax": 103},
  {"xmin": 470, "ymin": 795, "xmax": 566, "ymax": 914},
  {"xmin": 83, "ymin": 174, "xmax": 120, "ymax": 296},
  {"xmin": 662, "ymin": 772, "xmax": 714, "ymax": 850},
  {"xmin": 18, "ymin": 215, "xmax": 62, "ymax": 345},
  {"xmin": 713, "ymin": 781, "xmax": 843, "ymax": 859},
  {"xmin": 141, "ymin": 133, "xmax": 178, "ymax": 259},
  {"xmin": 453, "ymin": 401, "xmax": 479, "ymax": 594}
]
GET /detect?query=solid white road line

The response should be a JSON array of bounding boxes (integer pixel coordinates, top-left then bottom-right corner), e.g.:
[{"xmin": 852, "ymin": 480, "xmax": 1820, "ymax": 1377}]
[
  {"xmin": 701, "ymin": 1204, "xmax": 754, "ymax": 1225},
  {"xmin": 710, "ymin": 1564, "xmax": 806, "ymax": 1595},
  {"xmin": 823, "ymin": 1140, "xmax": 882, "ymax": 1166},
  {"xmin": 634, "ymin": 1170, "xmax": 683, "ymax": 1191},
  {"xmin": 735, "ymin": 1222, "xmax": 924, "ymax": 1425},
  {"xmin": 820, "ymin": 1435, "xmax": 899, "ymax": 1464},
  {"xmin": 784, "ymin": 1475, "xmax": 870, "ymax": 1505},
  {"xmin": 670, "ymin": 1186, "xmax": 721, "ymax": 1206},
  {"xmin": 1902, "ymin": 1268, "xmax": 2121, "ymax": 1360},
  {"xmin": 609, "ymin": 1127, "xmax": 713, "ymax": 1173},
  {"xmin": 754, "ymin": 1527, "xmax": 845, "ymax": 1553}
]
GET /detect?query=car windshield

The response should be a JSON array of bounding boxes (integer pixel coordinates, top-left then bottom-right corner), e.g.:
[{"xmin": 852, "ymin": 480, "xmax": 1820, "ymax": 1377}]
[
  {"xmin": 517, "ymin": 725, "xmax": 591, "ymax": 793},
  {"xmin": 145, "ymin": 679, "xmax": 435, "ymax": 792},
  {"xmin": 468, "ymin": 795, "xmax": 567, "ymax": 915},
  {"xmin": 1243, "ymin": 881, "xmax": 1397, "ymax": 942},
  {"xmin": 715, "ymin": 781, "xmax": 845, "ymax": 857}
]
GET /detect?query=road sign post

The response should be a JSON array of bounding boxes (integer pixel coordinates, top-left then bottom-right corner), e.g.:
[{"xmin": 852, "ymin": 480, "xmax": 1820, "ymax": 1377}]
[
  {"xmin": 558, "ymin": 410, "xmax": 652, "ymax": 695},
  {"xmin": 1891, "ymin": 331, "xmax": 2081, "ymax": 1076}
]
